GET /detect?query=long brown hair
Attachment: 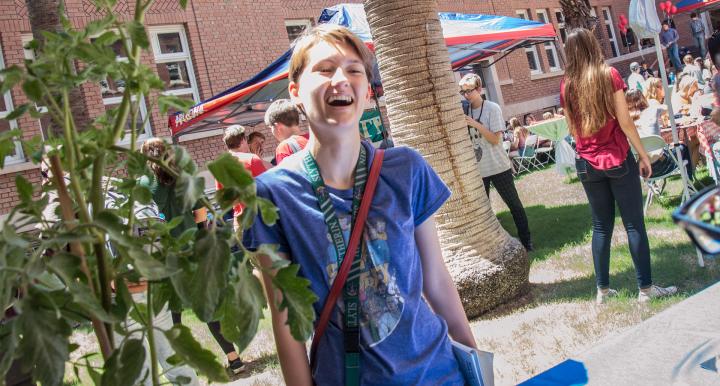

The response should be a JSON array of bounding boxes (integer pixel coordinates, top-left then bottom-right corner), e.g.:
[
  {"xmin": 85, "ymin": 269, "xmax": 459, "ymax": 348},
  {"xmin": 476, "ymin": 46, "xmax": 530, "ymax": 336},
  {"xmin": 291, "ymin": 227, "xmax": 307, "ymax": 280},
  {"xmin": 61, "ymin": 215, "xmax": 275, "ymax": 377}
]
[
  {"xmin": 625, "ymin": 90, "xmax": 648, "ymax": 121},
  {"xmin": 562, "ymin": 28, "xmax": 617, "ymax": 137},
  {"xmin": 141, "ymin": 138, "xmax": 176, "ymax": 186}
]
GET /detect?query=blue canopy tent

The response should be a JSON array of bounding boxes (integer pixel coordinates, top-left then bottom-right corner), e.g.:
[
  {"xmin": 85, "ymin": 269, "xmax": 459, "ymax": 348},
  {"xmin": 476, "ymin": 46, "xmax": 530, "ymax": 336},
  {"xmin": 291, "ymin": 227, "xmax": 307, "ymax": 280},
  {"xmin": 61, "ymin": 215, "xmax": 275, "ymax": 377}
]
[
  {"xmin": 676, "ymin": 0, "xmax": 720, "ymax": 14},
  {"xmin": 170, "ymin": 3, "xmax": 557, "ymax": 136}
]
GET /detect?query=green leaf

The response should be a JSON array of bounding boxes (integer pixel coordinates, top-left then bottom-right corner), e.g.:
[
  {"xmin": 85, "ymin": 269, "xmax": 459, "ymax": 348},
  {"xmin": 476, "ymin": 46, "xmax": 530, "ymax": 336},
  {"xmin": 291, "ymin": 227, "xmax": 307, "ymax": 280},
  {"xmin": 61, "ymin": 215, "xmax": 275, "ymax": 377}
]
[
  {"xmin": 0, "ymin": 129, "xmax": 20, "ymax": 168},
  {"xmin": 190, "ymin": 228, "xmax": 231, "ymax": 321},
  {"xmin": 158, "ymin": 95, "xmax": 194, "ymax": 115},
  {"xmin": 15, "ymin": 175, "xmax": 33, "ymax": 203},
  {"xmin": 163, "ymin": 325, "xmax": 228, "ymax": 383},
  {"xmin": 272, "ymin": 264, "xmax": 318, "ymax": 341},
  {"xmin": 220, "ymin": 261, "xmax": 266, "ymax": 352},
  {"xmin": 22, "ymin": 79, "xmax": 43, "ymax": 101},
  {"xmin": 4, "ymin": 103, "xmax": 29, "ymax": 120},
  {"xmin": 255, "ymin": 243, "xmax": 290, "ymax": 270},
  {"xmin": 132, "ymin": 184, "xmax": 152, "ymax": 205},
  {"xmin": 85, "ymin": 357, "xmax": 102, "ymax": 386},
  {"xmin": 3, "ymin": 225, "xmax": 29, "ymax": 249},
  {"xmin": 93, "ymin": 30, "xmax": 120, "ymax": 48},
  {"xmin": 178, "ymin": 0, "xmax": 188, "ymax": 9},
  {"xmin": 127, "ymin": 21, "xmax": 149, "ymax": 49},
  {"xmin": 16, "ymin": 296, "xmax": 72, "ymax": 386},
  {"xmin": 127, "ymin": 248, "xmax": 176, "ymax": 280},
  {"xmin": 101, "ymin": 338, "xmax": 145, "ymax": 386},
  {"xmin": 257, "ymin": 196, "xmax": 279, "ymax": 226},
  {"xmin": 207, "ymin": 152, "xmax": 254, "ymax": 190},
  {"xmin": 68, "ymin": 282, "xmax": 118, "ymax": 323},
  {"xmin": 0, "ymin": 320, "xmax": 19, "ymax": 382},
  {"xmin": 175, "ymin": 171, "xmax": 204, "ymax": 213},
  {"xmin": 0, "ymin": 65, "xmax": 23, "ymax": 94},
  {"xmin": 95, "ymin": 210, "xmax": 135, "ymax": 247}
]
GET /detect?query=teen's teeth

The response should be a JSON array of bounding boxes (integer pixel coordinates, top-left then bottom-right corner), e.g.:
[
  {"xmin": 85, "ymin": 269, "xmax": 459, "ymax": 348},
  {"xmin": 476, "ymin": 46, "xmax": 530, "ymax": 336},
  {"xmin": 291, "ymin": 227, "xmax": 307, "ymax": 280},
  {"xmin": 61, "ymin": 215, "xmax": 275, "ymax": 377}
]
[{"xmin": 327, "ymin": 95, "xmax": 353, "ymax": 103}]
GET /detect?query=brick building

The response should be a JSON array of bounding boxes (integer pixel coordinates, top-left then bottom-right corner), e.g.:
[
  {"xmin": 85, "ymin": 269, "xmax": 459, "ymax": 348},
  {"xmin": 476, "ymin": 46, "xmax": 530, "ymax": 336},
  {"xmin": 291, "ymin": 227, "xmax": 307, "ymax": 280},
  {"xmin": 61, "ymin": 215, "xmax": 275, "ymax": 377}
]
[{"xmin": 0, "ymin": 0, "xmax": 707, "ymax": 215}]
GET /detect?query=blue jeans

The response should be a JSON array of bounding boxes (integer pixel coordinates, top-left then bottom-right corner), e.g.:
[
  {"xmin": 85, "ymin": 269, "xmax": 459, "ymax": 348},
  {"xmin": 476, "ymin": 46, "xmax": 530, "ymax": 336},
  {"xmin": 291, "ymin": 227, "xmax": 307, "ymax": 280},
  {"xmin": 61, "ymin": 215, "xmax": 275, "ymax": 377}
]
[
  {"xmin": 693, "ymin": 34, "xmax": 706, "ymax": 59},
  {"xmin": 576, "ymin": 154, "xmax": 652, "ymax": 289},
  {"xmin": 668, "ymin": 43, "xmax": 683, "ymax": 71}
]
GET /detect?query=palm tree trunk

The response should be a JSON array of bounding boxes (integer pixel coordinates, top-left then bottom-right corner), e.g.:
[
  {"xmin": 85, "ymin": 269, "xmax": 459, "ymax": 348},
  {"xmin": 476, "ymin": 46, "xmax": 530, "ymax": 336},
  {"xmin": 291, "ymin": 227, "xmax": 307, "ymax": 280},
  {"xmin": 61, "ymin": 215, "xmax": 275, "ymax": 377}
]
[
  {"xmin": 364, "ymin": 0, "xmax": 529, "ymax": 317},
  {"xmin": 26, "ymin": 0, "xmax": 90, "ymax": 133},
  {"xmin": 559, "ymin": 0, "xmax": 598, "ymax": 30}
]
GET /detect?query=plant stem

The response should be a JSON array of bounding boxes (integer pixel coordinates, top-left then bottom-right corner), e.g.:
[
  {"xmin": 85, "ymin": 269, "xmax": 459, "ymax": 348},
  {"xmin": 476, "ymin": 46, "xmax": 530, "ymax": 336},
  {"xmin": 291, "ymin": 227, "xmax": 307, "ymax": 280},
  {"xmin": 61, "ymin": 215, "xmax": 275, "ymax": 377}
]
[{"xmin": 146, "ymin": 282, "xmax": 161, "ymax": 386}]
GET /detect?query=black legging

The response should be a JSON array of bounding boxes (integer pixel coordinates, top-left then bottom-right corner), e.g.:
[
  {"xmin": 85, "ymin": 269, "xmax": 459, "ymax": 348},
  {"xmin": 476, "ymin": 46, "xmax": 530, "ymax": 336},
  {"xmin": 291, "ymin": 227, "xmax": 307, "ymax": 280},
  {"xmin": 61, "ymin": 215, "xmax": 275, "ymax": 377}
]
[
  {"xmin": 172, "ymin": 312, "xmax": 235, "ymax": 355},
  {"xmin": 482, "ymin": 168, "xmax": 532, "ymax": 246}
]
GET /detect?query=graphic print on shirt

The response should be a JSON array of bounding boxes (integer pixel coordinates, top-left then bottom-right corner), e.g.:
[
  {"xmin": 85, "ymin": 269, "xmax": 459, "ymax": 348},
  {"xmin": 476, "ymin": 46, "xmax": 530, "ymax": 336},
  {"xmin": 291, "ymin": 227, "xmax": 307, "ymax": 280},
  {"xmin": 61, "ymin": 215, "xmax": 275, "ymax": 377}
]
[
  {"xmin": 468, "ymin": 126, "xmax": 483, "ymax": 162},
  {"xmin": 325, "ymin": 214, "xmax": 404, "ymax": 347}
]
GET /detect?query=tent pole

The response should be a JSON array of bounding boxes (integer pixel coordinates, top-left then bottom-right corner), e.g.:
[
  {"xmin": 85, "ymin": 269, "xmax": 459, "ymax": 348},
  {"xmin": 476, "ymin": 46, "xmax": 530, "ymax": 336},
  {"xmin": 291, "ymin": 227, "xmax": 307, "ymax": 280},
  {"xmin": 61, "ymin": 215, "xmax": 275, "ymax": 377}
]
[{"xmin": 654, "ymin": 35, "xmax": 692, "ymax": 202}]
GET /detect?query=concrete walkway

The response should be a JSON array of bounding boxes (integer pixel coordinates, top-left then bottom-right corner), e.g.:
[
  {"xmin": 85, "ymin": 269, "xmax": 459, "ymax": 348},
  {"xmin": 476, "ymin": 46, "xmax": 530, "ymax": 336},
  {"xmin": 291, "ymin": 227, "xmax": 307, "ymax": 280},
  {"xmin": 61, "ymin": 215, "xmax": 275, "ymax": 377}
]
[{"xmin": 522, "ymin": 281, "xmax": 720, "ymax": 385}]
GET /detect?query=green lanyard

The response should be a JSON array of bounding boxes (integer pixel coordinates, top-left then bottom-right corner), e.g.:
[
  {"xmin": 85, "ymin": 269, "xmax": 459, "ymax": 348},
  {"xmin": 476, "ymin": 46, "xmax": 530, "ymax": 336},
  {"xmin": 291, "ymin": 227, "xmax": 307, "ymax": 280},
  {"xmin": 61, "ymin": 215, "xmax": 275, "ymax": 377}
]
[{"xmin": 303, "ymin": 145, "xmax": 367, "ymax": 386}]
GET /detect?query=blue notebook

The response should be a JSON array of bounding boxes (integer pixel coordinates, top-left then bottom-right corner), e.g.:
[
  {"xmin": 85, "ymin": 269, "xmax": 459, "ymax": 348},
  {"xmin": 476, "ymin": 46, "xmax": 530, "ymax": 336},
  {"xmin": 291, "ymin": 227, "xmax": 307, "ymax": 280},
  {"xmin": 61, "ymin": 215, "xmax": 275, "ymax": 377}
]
[{"xmin": 451, "ymin": 340, "xmax": 484, "ymax": 386}]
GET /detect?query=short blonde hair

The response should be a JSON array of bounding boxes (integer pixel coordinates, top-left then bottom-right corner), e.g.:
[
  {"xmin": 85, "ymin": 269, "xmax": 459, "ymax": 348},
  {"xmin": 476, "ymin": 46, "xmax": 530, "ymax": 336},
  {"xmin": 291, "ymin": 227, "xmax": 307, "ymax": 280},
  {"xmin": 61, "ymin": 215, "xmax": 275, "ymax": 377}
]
[
  {"xmin": 683, "ymin": 54, "xmax": 694, "ymax": 65},
  {"xmin": 542, "ymin": 112, "xmax": 553, "ymax": 120},
  {"xmin": 223, "ymin": 124, "xmax": 246, "ymax": 149},
  {"xmin": 289, "ymin": 24, "xmax": 374, "ymax": 84},
  {"xmin": 459, "ymin": 73, "xmax": 482, "ymax": 89}
]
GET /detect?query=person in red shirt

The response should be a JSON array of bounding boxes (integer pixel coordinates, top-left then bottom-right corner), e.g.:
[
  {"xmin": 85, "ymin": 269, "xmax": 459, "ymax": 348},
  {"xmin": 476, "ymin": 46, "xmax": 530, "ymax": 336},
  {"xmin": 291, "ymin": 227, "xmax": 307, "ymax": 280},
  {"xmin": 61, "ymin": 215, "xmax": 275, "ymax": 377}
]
[
  {"xmin": 216, "ymin": 125, "xmax": 272, "ymax": 228},
  {"xmin": 561, "ymin": 28, "xmax": 676, "ymax": 304},
  {"xmin": 264, "ymin": 99, "xmax": 309, "ymax": 164}
]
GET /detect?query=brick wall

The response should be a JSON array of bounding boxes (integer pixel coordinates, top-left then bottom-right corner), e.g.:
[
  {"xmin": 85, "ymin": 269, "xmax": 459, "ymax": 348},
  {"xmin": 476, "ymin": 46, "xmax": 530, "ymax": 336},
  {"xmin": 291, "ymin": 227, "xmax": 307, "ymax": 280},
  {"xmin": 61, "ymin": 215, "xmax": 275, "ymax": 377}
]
[{"xmin": 0, "ymin": 0, "xmax": 709, "ymax": 214}]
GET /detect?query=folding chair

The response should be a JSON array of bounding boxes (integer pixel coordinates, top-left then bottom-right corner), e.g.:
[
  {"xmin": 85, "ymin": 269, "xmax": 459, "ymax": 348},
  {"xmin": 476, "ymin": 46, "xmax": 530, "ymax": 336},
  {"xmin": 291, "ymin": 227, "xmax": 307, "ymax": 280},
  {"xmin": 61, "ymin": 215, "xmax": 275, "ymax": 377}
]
[
  {"xmin": 535, "ymin": 137, "xmax": 555, "ymax": 165},
  {"xmin": 512, "ymin": 134, "xmax": 540, "ymax": 175},
  {"xmin": 633, "ymin": 135, "xmax": 697, "ymax": 214}
]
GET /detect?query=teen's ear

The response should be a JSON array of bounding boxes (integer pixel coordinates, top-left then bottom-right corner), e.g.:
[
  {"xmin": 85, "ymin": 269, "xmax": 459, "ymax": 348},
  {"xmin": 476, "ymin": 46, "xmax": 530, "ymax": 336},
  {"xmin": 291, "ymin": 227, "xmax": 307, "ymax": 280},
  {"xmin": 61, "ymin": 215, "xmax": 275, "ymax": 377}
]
[
  {"xmin": 288, "ymin": 81, "xmax": 303, "ymax": 110},
  {"xmin": 365, "ymin": 83, "xmax": 372, "ymax": 103}
]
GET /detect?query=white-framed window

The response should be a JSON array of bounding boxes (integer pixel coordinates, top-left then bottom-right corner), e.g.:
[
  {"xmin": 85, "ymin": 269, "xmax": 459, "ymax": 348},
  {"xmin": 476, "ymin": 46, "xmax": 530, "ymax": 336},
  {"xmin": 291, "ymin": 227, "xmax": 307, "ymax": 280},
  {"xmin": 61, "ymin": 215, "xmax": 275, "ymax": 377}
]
[
  {"xmin": 554, "ymin": 9, "xmax": 567, "ymax": 45},
  {"xmin": 285, "ymin": 19, "xmax": 312, "ymax": 43},
  {"xmin": 516, "ymin": 10, "xmax": 542, "ymax": 75},
  {"xmin": 0, "ymin": 46, "xmax": 24, "ymax": 165},
  {"xmin": 535, "ymin": 9, "xmax": 561, "ymax": 71},
  {"xmin": 149, "ymin": 25, "xmax": 200, "ymax": 106},
  {"xmin": 92, "ymin": 33, "xmax": 153, "ymax": 143},
  {"xmin": 21, "ymin": 34, "xmax": 51, "ymax": 140},
  {"xmin": 601, "ymin": 7, "xmax": 620, "ymax": 57}
]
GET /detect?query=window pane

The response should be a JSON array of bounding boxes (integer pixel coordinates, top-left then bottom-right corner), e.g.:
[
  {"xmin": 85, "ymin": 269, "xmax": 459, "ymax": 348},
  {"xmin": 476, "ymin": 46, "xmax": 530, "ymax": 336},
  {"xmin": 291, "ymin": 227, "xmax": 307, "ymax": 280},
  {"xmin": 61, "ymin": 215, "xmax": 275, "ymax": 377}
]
[
  {"xmin": 104, "ymin": 102, "xmax": 145, "ymax": 140},
  {"xmin": 606, "ymin": 25, "xmax": 613, "ymax": 39},
  {"xmin": 156, "ymin": 61, "xmax": 192, "ymax": 90},
  {"xmin": 555, "ymin": 11, "xmax": 564, "ymax": 23},
  {"xmin": 166, "ymin": 94, "xmax": 196, "ymax": 116},
  {"xmin": 286, "ymin": 24, "xmax": 307, "ymax": 43},
  {"xmin": 536, "ymin": 12, "xmax": 547, "ymax": 23},
  {"xmin": 546, "ymin": 48, "xmax": 557, "ymax": 68},
  {"xmin": 157, "ymin": 33, "xmax": 184, "ymax": 54},
  {"xmin": 611, "ymin": 42, "xmax": 619, "ymax": 57},
  {"xmin": 560, "ymin": 28, "xmax": 567, "ymax": 43},
  {"xmin": 100, "ymin": 76, "xmax": 126, "ymax": 99},
  {"xmin": 91, "ymin": 38, "xmax": 126, "ymax": 57},
  {"xmin": 603, "ymin": 9, "xmax": 610, "ymax": 21},
  {"xmin": 0, "ymin": 95, "xmax": 7, "ymax": 112},
  {"xmin": 517, "ymin": 12, "xmax": 527, "ymax": 20},
  {"xmin": 526, "ymin": 51, "xmax": 538, "ymax": 71}
]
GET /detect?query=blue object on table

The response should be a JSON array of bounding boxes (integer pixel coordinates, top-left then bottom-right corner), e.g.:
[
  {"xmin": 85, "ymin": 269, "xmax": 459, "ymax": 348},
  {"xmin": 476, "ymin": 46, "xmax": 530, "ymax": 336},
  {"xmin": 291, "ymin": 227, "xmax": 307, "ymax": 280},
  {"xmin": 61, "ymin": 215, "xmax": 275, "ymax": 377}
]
[{"xmin": 518, "ymin": 359, "xmax": 589, "ymax": 386}]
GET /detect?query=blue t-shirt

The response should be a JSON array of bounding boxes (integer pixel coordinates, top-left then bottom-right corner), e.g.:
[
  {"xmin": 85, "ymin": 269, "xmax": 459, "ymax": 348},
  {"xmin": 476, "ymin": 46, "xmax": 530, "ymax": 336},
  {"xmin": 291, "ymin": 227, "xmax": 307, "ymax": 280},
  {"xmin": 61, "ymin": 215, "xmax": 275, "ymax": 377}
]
[{"xmin": 244, "ymin": 141, "xmax": 463, "ymax": 385}]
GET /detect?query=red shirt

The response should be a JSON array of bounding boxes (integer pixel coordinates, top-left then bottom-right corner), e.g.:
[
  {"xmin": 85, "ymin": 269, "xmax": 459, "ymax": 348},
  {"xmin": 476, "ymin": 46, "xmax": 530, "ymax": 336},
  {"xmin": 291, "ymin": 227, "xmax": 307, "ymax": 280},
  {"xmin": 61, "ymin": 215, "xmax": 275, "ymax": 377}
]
[
  {"xmin": 215, "ymin": 152, "xmax": 267, "ymax": 216},
  {"xmin": 561, "ymin": 67, "xmax": 630, "ymax": 170},
  {"xmin": 275, "ymin": 133, "xmax": 309, "ymax": 165}
]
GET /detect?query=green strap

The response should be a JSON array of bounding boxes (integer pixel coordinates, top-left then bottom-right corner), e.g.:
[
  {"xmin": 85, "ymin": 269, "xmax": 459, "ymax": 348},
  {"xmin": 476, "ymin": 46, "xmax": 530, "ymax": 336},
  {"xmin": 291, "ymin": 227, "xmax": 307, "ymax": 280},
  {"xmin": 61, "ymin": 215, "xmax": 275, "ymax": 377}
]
[{"xmin": 303, "ymin": 145, "xmax": 367, "ymax": 386}]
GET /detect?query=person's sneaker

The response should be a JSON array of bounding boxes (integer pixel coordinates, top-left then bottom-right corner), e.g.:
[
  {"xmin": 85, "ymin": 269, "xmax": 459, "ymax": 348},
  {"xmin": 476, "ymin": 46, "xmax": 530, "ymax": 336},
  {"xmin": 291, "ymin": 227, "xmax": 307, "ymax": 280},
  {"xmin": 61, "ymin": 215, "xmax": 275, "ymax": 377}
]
[
  {"xmin": 596, "ymin": 288, "xmax": 618, "ymax": 304},
  {"xmin": 638, "ymin": 285, "xmax": 678, "ymax": 303},
  {"xmin": 228, "ymin": 358, "xmax": 247, "ymax": 374}
]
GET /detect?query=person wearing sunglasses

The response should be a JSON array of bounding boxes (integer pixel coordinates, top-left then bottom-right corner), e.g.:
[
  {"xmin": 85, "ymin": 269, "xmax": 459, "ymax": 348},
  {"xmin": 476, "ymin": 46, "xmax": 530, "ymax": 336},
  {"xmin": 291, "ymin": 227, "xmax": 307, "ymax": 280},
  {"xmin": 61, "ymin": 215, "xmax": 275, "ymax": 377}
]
[{"xmin": 459, "ymin": 73, "xmax": 533, "ymax": 251}]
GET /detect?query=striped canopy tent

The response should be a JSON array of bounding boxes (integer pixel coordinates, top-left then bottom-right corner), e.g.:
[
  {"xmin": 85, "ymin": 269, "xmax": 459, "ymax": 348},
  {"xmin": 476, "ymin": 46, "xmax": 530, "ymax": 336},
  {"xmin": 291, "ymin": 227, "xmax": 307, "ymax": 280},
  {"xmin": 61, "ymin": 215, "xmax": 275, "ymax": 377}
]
[
  {"xmin": 675, "ymin": 0, "xmax": 720, "ymax": 13},
  {"xmin": 170, "ymin": 3, "xmax": 557, "ymax": 137}
]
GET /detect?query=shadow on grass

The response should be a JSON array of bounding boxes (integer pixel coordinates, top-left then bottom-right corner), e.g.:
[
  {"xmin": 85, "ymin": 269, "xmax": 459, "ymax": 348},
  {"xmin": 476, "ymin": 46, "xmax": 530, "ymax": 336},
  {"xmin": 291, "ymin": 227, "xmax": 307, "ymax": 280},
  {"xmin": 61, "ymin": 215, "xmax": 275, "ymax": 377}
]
[
  {"xmin": 532, "ymin": 241, "xmax": 720, "ymax": 304},
  {"xmin": 229, "ymin": 352, "xmax": 279, "ymax": 381},
  {"xmin": 497, "ymin": 204, "xmax": 592, "ymax": 262}
]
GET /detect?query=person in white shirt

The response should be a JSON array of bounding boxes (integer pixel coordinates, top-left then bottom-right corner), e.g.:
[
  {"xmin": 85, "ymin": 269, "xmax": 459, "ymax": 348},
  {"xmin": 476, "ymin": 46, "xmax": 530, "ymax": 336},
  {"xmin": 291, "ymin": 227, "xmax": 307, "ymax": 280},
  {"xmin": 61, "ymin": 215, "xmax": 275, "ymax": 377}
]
[{"xmin": 627, "ymin": 62, "xmax": 646, "ymax": 91}]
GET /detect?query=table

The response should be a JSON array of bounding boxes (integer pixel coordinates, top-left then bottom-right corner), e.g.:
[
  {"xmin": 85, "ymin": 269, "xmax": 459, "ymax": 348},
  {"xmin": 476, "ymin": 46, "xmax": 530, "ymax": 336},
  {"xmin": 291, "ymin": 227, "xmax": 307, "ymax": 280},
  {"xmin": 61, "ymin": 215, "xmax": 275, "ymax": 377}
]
[
  {"xmin": 521, "ymin": 282, "xmax": 720, "ymax": 385},
  {"xmin": 527, "ymin": 117, "xmax": 569, "ymax": 142}
]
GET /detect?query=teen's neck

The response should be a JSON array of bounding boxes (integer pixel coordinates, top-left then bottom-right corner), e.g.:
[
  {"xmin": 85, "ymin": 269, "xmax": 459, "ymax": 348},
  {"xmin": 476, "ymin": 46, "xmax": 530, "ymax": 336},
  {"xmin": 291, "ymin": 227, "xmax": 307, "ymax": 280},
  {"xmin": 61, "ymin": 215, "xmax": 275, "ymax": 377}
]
[
  {"xmin": 307, "ymin": 135, "xmax": 361, "ymax": 190},
  {"xmin": 470, "ymin": 98, "xmax": 484, "ymax": 109}
]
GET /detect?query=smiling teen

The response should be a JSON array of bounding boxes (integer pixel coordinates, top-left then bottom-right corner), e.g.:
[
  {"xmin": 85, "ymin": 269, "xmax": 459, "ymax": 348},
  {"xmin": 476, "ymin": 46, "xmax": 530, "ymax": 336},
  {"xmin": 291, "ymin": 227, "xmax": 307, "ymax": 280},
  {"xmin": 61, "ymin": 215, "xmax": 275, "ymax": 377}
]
[{"xmin": 243, "ymin": 25, "xmax": 476, "ymax": 385}]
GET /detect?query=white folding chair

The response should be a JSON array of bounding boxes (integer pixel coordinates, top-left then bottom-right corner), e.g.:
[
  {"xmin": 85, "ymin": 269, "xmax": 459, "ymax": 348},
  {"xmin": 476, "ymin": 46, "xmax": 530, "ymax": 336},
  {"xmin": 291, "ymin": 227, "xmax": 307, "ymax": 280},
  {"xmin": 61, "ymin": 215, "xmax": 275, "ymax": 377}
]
[
  {"xmin": 632, "ymin": 135, "xmax": 697, "ymax": 214},
  {"xmin": 535, "ymin": 136, "xmax": 555, "ymax": 165},
  {"xmin": 512, "ymin": 135, "xmax": 541, "ymax": 175}
]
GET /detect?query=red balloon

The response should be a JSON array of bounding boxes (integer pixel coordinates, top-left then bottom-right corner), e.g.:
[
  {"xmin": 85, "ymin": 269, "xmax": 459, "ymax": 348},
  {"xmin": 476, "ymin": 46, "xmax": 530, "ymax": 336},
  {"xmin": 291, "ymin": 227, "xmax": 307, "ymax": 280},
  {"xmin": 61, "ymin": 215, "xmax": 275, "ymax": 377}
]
[
  {"xmin": 666, "ymin": 0, "xmax": 673, "ymax": 8},
  {"xmin": 671, "ymin": 5, "xmax": 678, "ymax": 14},
  {"xmin": 659, "ymin": 2, "xmax": 667, "ymax": 11},
  {"xmin": 620, "ymin": 14, "xmax": 627, "ymax": 21}
]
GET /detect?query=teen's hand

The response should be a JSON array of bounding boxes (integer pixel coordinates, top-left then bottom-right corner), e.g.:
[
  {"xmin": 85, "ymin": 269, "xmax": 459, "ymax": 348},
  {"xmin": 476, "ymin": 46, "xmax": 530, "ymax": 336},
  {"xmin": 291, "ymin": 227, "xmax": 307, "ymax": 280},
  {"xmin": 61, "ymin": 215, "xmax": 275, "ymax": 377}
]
[
  {"xmin": 464, "ymin": 115, "xmax": 477, "ymax": 127},
  {"xmin": 639, "ymin": 155, "xmax": 652, "ymax": 178}
]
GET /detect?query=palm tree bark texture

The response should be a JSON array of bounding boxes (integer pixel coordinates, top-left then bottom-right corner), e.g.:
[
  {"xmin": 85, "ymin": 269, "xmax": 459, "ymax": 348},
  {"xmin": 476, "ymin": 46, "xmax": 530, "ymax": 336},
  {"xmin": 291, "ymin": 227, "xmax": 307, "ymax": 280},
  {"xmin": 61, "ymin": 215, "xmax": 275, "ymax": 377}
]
[
  {"xmin": 363, "ymin": 0, "xmax": 529, "ymax": 318},
  {"xmin": 26, "ymin": 0, "xmax": 91, "ymax": 133}
]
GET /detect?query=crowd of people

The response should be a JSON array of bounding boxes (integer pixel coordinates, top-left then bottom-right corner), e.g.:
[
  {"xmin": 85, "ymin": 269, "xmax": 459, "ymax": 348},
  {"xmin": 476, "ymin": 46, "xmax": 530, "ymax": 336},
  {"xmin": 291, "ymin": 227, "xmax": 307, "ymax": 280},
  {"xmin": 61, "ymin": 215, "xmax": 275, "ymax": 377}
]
[{"xmin": 108, "ymin": 19, "xmax": 712, "ymax": 385}]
